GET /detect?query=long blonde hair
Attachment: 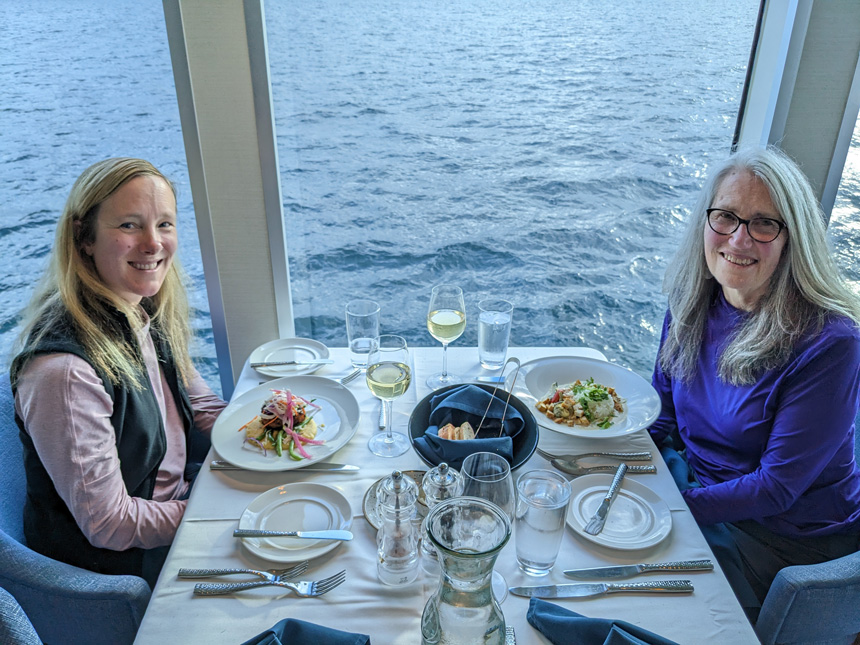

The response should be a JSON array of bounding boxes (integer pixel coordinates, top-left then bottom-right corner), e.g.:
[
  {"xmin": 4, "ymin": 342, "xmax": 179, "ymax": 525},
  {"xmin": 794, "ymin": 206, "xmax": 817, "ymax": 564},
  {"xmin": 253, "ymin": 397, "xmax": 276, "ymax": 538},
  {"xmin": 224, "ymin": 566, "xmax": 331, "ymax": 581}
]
[
  {"xmin": 13, "ymin": 158, "xmax": 193, "ymax": 388},
  {"xmin": 660, "ymin": 146, "xmax": 860, "ymax": 385}
]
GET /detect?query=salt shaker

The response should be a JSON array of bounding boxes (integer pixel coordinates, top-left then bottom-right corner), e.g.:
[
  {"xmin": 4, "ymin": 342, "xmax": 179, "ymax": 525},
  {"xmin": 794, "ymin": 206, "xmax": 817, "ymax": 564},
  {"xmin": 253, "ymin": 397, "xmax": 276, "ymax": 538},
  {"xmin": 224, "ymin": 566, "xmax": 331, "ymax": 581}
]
[
  {"xmin": 421, "ymin": 462, "xmax": 464, "ymax": 574},
  {"xmin": 377, "ymin": 470, "xmax": 420, "ymax": 586}
]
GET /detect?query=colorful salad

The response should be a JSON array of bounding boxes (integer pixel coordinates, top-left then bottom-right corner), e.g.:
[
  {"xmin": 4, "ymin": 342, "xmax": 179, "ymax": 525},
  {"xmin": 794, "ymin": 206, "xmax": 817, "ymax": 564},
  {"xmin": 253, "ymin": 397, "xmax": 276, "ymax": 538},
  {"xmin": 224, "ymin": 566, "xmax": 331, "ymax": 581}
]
[
  {"xmin": 535, "ymin": 378, "xmax": 624, "ymax": 429},
  {"xmin": 239, "ymin": 389, "xmax": 324, "ymax": 459}
]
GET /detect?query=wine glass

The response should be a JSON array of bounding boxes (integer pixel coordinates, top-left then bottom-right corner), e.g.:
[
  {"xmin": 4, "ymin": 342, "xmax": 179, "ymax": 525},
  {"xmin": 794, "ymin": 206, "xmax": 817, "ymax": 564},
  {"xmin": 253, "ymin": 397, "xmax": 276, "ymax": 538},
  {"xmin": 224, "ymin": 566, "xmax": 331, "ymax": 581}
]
[
  {"xmin": 366, "ymin": 335, "xmax": 413, "ymax": 457},
  {"xmin": 460, "ymin": 451, "xmax": 515, "ymax": 601},
  {"xmin": 426, "ymin": 284, "xmax": 466, "ymax": 390}
]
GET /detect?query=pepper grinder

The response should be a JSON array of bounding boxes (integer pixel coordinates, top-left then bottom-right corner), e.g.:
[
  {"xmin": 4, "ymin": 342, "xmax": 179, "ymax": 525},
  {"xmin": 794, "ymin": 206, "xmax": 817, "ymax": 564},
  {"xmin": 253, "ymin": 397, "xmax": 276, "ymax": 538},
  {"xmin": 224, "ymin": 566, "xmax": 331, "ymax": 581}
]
[
  {"xmin": 377, "ymin": 470, "xmax": 420, "ymax": 586},
  {"xmin": 421, "ymin": 462, "xmax": 464, "ymax": 574}
]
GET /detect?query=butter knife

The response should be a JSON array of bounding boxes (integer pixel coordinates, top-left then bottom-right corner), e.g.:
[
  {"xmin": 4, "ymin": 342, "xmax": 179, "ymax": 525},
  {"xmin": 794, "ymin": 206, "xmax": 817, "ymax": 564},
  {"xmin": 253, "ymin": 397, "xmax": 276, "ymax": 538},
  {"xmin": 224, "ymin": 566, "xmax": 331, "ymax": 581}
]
[
  {"xmin": 209, "ymin": 460, "xmax": 359, "ymax": 472},
  {"xmin": 583, "ymin": 463, "xmax": 627, "ymax": 535},
  {"xmin": 508, "ymin": 580, "xmax": 694, "ymax": 599},
  {"xmin": 564, "ymin": 560, "xmax": 714, "ymax": 580},
  {"xmin": 250, "ymin": 359, "xmax": 334, "ymax": 368},
  {"xmin": 233, "ymin": 529, "xmax": 353, "ymax": 541}
]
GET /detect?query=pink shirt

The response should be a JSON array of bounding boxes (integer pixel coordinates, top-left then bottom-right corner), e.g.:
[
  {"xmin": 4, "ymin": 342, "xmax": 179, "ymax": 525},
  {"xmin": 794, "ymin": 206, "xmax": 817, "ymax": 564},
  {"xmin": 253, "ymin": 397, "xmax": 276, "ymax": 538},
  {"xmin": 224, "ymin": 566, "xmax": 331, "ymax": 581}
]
[{"xmin": 15, "ymin": 320, "xmax": 225, "ymax": 550}]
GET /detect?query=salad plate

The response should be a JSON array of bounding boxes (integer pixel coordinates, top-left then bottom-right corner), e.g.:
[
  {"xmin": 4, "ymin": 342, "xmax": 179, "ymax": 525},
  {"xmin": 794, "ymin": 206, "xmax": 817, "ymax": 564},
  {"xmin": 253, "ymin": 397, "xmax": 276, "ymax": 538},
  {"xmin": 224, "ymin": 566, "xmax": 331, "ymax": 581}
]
[
  {"xmin": 238, "ymin": 482, "xmax": 352, "ymax": 562},
  {"xmin": 505, "ymin": 356, "xmax": 660, "ymax": 438},
  {"xmin": 249, "ymin": 337, "xmax": 330, "ymax": 377},
  {"xmin": 566, "ymin": 474, "xmax": 671, "ymax": 550},
  {"xmin": 212, "ymin": 375, "xmax": 360, "ymax": 471}
]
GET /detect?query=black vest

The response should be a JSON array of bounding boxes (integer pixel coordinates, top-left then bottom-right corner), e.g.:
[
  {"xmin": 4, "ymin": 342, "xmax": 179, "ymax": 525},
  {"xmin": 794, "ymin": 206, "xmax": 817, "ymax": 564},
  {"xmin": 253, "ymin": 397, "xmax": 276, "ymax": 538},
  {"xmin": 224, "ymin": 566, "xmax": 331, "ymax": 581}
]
[{"xmin": 11, "ymin": 312, "xmax": 195, "ymax": 582}]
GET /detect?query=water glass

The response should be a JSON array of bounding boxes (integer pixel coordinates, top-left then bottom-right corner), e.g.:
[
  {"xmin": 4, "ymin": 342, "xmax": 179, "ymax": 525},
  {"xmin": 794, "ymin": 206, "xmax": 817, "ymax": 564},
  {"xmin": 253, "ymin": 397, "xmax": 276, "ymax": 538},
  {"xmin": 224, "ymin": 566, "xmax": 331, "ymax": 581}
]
[
  {"xmin": 515, "ymin": 469, "xmax": 571, "ymax": 576},
  {"xmin": 477, "ymin": 298, "xmax": 513, "ymax": 370},
  {"xmin": 345, "ymin": 299, "xmax": 380, "ymax": 368}
]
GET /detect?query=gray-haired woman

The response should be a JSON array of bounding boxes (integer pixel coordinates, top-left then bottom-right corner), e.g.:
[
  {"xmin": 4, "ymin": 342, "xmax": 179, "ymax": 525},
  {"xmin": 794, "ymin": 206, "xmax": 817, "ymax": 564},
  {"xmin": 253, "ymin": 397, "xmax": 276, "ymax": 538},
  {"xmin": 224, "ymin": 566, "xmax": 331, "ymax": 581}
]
[{"xmin": 649, "ymin": 146, "xmax": 860, "ymax": 622}]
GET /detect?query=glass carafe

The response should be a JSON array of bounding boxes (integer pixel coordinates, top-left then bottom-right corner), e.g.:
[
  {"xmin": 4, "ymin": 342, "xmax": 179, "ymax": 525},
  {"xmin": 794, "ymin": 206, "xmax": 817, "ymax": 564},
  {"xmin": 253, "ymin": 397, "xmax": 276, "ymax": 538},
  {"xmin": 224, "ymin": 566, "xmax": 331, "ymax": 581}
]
[{"xmin": 421, "ymin": 496, "xmax": 511, "ymax": 645}]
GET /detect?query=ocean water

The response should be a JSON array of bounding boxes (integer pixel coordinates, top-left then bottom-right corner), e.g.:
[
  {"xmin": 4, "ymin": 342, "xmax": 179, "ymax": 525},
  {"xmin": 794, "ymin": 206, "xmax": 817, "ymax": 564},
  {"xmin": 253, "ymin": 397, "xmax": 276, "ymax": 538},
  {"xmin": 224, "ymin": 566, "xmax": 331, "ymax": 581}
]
[{"xmin": 2, "ymin": 0, "xmax": 859, "ymax": 394}]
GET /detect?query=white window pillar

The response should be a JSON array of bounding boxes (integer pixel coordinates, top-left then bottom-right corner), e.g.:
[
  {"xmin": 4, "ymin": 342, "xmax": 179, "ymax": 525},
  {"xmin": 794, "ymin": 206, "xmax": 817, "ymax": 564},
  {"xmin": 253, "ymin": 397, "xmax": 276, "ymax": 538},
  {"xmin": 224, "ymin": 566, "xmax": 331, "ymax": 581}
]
[{"xmin": 163, "ymin": 0, "xmax": 293, "ymax": 397}]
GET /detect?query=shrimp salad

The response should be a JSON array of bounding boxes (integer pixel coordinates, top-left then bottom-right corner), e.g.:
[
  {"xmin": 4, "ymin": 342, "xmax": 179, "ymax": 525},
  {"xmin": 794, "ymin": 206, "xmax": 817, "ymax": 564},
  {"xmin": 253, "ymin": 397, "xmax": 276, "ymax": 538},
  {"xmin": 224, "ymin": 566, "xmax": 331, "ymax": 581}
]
[
  {"xmin": 239, "ymin": 389, "xmax": 325, "ymax": 459},
  {"xmin": 535, "ymin": 378, "xmax": 624, "ymax": 429}
]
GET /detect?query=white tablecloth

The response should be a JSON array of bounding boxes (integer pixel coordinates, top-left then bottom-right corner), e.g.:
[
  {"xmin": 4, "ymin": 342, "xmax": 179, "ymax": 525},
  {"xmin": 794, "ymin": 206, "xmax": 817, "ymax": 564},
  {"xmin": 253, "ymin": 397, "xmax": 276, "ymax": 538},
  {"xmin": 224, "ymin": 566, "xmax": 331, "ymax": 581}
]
[{"xmin": 133, "ymin": 347, "xmax": 758, "ymax": 644}]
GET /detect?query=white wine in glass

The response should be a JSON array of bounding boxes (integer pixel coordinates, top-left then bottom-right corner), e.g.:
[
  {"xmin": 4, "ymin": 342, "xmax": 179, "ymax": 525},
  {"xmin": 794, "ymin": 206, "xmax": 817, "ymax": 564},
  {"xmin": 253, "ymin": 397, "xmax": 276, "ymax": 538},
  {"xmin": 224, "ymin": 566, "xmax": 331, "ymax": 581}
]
[
  {"xmin": 426, "ymin": 285, "xmax": 466, "ymax": 390},
  {"xmin": 367, "ymin": 335, "xmax": 413, "ymax": 457}
]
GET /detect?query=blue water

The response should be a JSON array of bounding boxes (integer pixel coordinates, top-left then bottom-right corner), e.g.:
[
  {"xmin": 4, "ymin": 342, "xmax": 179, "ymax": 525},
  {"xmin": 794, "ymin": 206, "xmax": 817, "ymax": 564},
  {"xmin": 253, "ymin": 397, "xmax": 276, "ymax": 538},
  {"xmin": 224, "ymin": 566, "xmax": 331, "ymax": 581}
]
[{"xmin": 2, "ymin": 0, "xmax": 859, "ymax": 394}]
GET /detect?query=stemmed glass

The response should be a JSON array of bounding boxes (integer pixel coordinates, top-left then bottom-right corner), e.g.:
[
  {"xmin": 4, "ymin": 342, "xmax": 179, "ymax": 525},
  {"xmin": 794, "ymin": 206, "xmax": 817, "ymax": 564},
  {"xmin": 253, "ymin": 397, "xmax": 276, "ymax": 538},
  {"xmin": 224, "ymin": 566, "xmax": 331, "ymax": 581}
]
[
  {"xmin": 366, "ymin": 335, "xmax": 413, "ymax": 457},
  {"xmin": 460, "ymin": 451, "xmax": 515, "ymax": 601},
  {"xmin": 426, "ymin": 284, "xmax": 466, "ymax": 390}
]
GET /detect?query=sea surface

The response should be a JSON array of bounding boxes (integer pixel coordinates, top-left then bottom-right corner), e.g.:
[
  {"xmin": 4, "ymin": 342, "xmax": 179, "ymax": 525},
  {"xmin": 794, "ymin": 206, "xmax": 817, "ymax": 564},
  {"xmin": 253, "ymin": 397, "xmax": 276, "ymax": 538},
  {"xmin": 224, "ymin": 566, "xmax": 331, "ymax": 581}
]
[{"xmin": 2, "ymin": 0, "xmax": 860, "ymax": 395}]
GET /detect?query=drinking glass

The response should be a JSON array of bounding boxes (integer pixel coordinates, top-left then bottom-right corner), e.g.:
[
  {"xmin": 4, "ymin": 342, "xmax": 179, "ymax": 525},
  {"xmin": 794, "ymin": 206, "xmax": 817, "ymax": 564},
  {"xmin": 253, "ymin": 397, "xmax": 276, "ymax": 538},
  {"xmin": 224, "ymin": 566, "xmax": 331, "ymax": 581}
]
[
  {"xmin": 460, "ymin": 451, "xmax": 515, "ymax": 600},
  {"xmin": 426, "ymin": 284, "xmax": 466, "ymax": 390},
  {"xmin": 515, "ymin": 469, "xmax": 571, "ymax": 575},
  {"xmin": 477, "ymin": 298, "xmax": 513, "ymax": 370},
  {"xmin": 366, "ymin": 335, "xmax": 412, "ymax": 457},
  {"xmin": 345, "ymin": 299, "xmax": 380, "ymax": 368}
]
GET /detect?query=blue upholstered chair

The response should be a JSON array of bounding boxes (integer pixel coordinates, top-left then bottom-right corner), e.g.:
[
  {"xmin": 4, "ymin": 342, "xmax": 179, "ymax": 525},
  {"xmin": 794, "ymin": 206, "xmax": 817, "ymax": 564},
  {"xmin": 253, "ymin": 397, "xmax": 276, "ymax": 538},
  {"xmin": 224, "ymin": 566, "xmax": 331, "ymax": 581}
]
[
  {"xmin": 0, "ymin": 380, "xmax": 151, "ymax": 645},
  {"xmin": 0, "ymin": 587, "xmax": 40, "ymax": 645}
]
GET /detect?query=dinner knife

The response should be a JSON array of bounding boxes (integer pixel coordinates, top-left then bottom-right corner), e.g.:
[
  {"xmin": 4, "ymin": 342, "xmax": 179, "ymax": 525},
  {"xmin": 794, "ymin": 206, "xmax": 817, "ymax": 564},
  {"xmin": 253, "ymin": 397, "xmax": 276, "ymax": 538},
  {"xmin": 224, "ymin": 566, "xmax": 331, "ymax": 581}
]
[
  {"xmin": 508, "ymin": 580, "xmax": 694, "ymax": 599},
  {"xmin": 209, "ymin": 460, "xmax": 359, "ymax": 472},
  {"xmin": 563, "ymin": 560, "xmax": 714, "ymax": 580},
  {"xmin": 250, "ymin": 359, "xmax": 334, "ymax": 368},
  {"xmin": 233, "ymin": 529, "xmax": 353, "ymax": 541}
]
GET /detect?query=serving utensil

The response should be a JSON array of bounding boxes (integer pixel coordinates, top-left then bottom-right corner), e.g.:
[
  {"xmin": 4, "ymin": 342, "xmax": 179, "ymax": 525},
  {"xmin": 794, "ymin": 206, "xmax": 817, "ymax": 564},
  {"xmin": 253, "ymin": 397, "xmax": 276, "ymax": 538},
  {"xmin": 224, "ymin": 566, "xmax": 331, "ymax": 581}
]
[
  {"xmin": 583, "ymin": 463, "xmax": 627, "ymax": 535},
  {"xmin": 475, "ymin": 356, "xmax": 521, "ymax": 438},
  {"xmin": 250, "ymin": 359, "xmax": 334, "ymax": 368},
  {"xmin": 508, "ymin": 580, "xmax": 694, "ymax": 599},
  {"xmin": 209, "ymin": 460, "xmax": 359, "ymax": 472},
  {"xmin": 233, "ymin": 529, "xmax": 353, "ymax": 541},
  {"xmin": 193, "ymin": 570, "xmax": 347, "ymax": 597},
  {"xmin": 178, "ymin": 561, "xmax": 309, "ymax": 581},
  {"xmin": 563, "ymin": 560, "xmax": 714, "ymax": 580},
  {"xmin": 551, "ymin": 460, "xmax": 656, "ymax": 477}
]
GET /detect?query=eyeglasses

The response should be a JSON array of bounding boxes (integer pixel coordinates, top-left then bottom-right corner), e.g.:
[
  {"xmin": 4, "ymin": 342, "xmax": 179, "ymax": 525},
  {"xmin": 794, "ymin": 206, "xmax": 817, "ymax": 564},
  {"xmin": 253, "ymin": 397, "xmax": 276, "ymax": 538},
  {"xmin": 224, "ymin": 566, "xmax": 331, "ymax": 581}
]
[{"xmin": 706, "ymin": 208, "xmax": 786, "ymax": 243}]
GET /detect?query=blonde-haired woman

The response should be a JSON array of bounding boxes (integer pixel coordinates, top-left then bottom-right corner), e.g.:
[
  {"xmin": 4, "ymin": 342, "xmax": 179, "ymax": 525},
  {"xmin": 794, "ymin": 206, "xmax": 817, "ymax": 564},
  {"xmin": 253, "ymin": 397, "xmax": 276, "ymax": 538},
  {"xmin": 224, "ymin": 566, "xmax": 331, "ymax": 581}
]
[
  {"xmin": 11, "ymin": 158, "xmax": 225, "ymax": 587},
  {"xmin": 650, "ymin": 146, "xmax": 860, "ymax": 622}
]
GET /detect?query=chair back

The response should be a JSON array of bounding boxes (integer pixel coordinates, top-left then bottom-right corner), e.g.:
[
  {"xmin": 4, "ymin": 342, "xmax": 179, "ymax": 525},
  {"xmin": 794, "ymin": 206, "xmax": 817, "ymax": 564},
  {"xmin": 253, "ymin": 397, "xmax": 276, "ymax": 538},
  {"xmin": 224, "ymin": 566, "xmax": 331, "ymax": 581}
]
[
  {"xmin": 755, "ymin": 549, "xmax": 860, "ymax": 645},
  {"xmin": 0, "ymin": 586, "xmax": 40, "ymax": 645},
  {"xmin": 0, "ymin": 380, "xmax": 26, "ymax": 544}
]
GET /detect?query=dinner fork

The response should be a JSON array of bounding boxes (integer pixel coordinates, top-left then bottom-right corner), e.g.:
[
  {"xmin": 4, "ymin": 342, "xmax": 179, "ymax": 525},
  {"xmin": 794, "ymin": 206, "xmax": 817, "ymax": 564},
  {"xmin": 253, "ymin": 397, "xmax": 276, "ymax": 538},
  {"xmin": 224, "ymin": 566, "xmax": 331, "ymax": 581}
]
[
  {"xmin": 339, "ymin": 369, "xmax": 361, "ymax": 386},
  {"xmin": 178, "ymin": 560, "xmax": 309, "ymax": 581},
  {"xmin": 536, "ymin": 447, "xmax": 652, "ymax": 463},
  {"xmin": 193, "ymin": 569, "xmax": 346, "ymax": 597},
  {"xmin": 550, "ymin": 459, "xmax": 656, "ymax": 477}
]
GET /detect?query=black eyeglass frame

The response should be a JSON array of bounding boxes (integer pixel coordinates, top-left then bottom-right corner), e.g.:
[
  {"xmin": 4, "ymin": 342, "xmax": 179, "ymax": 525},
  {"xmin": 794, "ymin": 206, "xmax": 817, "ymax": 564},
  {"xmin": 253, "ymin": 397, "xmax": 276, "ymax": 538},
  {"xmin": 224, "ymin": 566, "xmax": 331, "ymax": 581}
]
[{"xmin": 705, "ymin": 208, "xmax": 787, "ymax": 243}]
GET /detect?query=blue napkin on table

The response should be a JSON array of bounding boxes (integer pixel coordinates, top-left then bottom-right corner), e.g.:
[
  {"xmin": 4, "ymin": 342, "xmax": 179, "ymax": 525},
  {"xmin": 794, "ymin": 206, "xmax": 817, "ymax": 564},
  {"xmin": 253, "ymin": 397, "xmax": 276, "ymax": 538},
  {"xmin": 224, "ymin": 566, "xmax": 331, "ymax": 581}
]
[
  {"xmin": 412, "ymin": 384, "xmax": 524, "ymax": 470},
  {"xmin": 240, "ymin": 618, "xmax": 370, "ymax": 645},
  {"xmin": 527, "ymin": 598, "xmax": 679, "ymax": 645}
]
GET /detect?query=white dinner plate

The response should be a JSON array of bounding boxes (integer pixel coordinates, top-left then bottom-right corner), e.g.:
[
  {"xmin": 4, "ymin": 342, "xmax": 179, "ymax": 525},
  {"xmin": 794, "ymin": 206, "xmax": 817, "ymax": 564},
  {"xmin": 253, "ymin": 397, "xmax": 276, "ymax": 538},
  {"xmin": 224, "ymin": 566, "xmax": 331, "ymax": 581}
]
[
  {"xmin": 238, "ymin": 482, "xmax": 352, "ymax": 563},
  {"xmin": 505, "ymin": 356, "xmax": 661, "ymax": 438},
  {"xmin": 566, "ymin": 474, "xmax": 672, "ymax": 550},
  {"xmin": 249, "ymin": 337, "xmax": 330, "ymax": 377},
  {"xmin": 211, "ymin": 375, "xmax": 360, "ymax": 471}
]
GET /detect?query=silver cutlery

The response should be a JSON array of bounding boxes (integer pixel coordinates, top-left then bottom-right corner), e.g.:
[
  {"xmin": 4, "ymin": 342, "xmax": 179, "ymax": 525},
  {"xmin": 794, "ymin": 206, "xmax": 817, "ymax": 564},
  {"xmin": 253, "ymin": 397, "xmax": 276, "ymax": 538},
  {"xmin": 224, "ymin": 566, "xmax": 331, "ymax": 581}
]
[
  {"xmin": 583, "ymin": 463, "xmax": 627, "ymax": 535},
  {"xmin": 178, "ymin": 561, "xmax": 309, "ymax": 581},
  {"xmin": 563, "ymin": 560, "xmax": 714, "ymax": 580},
  {"xmin": 474, "ymin": 375, "xmax": 505, "ymax": 384},
  {"xmin": 193, "ymin": 569, "xmax": 346, "ymax": 597},
  {"xmin": 210, "ymin": 460, "xmax": 359, "ymax": 472},
  {"xmin": 339, "ymin": 368, "xmax": 362, "ymax": 385},
  {"xmin": 505, "ymin": 626, "xmax": 516, "ymax": 645},
  {"xmin": 551, "ymin": 460, "xmax": 656, "ymax": 477},
  {"xmin": 250, "ymin": 359, "xmax": 334, "ymax": 368},
  {"xmin": 233, "ymin": 529, "xmax": 353, "ymax": 541},
  {"xmin": 536, "ymin": 447, "xmax": 652, "ymax": 463},
  {"xmin": 508, "ymin": 580, "xmax": 694, "ymax": 599}
]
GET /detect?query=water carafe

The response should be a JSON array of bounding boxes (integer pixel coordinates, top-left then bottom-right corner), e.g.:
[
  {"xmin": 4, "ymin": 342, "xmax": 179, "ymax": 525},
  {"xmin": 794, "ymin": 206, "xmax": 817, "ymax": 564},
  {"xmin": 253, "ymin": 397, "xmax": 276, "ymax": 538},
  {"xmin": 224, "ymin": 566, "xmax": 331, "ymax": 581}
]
[
  {"xmin": 376, "ymin": 470, "xmax": 420, "ymax": 586},
  {"xmin": 421, "ymin": 496, "xmax": 511, "ymax": 644}
]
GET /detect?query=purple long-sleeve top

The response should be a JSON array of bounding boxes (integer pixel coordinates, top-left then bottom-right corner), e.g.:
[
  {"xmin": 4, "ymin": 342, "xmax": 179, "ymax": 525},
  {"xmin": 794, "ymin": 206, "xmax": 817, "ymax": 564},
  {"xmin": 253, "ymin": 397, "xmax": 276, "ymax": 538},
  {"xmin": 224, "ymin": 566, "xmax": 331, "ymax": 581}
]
[{"xmin": 649, "ymin": 291, "xmax": 860, "ymax": 537}]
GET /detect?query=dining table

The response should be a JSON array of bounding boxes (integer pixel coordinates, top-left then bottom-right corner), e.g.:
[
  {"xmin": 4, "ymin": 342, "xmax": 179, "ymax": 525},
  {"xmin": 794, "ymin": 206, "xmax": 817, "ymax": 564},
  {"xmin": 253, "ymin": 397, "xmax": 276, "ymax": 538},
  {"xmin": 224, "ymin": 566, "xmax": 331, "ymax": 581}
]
[{"xmin": 132, "ymin": 346, "xmax": 759, "ymax": 644}]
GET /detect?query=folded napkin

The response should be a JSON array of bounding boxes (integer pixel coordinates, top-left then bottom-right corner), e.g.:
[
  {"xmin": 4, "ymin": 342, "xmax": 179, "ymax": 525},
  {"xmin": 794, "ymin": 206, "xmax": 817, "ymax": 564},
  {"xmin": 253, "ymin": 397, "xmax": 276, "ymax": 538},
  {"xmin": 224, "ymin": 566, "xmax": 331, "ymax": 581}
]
[
  {"xmin": 527, "ymin": 598, "xmax": 679, "ymax": 645},
  {"xmin": 412, "ymin": 385, "xmax": 524, "ymax": 470},
  {"xmin": 240, "ymin": 618, "xmax": 370, "ymax": 645}
]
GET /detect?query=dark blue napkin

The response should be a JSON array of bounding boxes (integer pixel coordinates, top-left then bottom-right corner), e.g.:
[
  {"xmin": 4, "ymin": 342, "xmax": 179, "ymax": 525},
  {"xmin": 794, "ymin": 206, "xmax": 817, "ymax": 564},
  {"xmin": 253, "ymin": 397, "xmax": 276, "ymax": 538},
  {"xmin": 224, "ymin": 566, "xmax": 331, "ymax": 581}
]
[
  {"xmin": 527, "ymin": 598, "xmax": 679, "ymax": 645},
  {"xmin": 240, "ymin": 618, "xmax": 370, "ymax": 645},
  {"xmin": 412, "ymin": 384, "xmax": 524, "ymax": 470}
]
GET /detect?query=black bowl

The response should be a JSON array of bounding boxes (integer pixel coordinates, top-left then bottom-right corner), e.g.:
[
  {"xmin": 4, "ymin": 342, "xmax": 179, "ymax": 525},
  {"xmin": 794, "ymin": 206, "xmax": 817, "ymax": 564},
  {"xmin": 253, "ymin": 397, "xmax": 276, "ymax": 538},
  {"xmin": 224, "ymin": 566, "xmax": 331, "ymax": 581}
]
[{"xmin": 407, "ymin": 383, "xmax": 539, "ymax": 471}]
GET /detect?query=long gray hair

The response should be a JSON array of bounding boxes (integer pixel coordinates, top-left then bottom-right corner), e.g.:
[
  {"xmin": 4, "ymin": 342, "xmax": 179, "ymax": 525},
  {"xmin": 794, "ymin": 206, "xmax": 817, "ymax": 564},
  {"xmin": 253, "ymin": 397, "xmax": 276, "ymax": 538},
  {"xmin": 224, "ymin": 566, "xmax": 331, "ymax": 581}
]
[{"xmin": 660, "ymin": 146, "xmax": 860, "ymax": 385}]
